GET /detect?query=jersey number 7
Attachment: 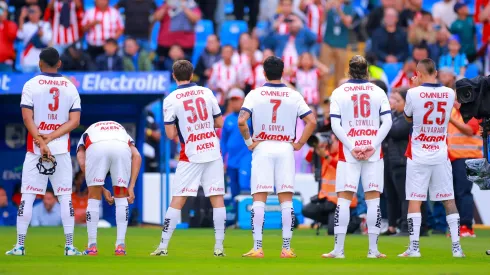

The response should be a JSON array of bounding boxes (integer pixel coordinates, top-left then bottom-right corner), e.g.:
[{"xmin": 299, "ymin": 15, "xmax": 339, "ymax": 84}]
[
  {"xmin": 270, "ymin": 99, "xmax": 281, "ymax": 123},
  {"xmin": 183, "ymin": 97, "xmax": 209, "ymax": 124}
]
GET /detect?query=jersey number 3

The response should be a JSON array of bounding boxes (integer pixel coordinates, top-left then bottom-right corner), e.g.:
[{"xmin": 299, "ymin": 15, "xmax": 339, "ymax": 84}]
[
  {"xmin": 351, "ymin": 94, "xmax": 370, "ymax": 118},
  {"xmin": 48, "ymin": 87, "xmax": 60, "ymax": 112},
  {"xmin": 423, "ymin": 101, "xmax": 446, "ymax": 125},
  {"xmin": 184, "ymin": 97, "xmax": 209, "ymax": 124}
]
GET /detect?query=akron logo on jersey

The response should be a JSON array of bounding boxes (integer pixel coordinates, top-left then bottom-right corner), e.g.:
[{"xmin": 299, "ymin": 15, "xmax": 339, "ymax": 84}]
[{"xmin": 5, "ymin": 124, "xmax": 26, "ymax": 149}]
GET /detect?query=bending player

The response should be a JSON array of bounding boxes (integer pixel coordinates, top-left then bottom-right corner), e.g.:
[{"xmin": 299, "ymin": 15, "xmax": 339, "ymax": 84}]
[
  {"xmin": 323, "ymin": 55, "xmax": 392, "ymax": 259},
  {"xmin": 150, "ymin": 60, "xmax": 227, "ymax": 257},
  {"xmin": 76, "ymin": 121, "xmax": 142, "ymax": 256},
  {"xmin": 6, "ymin": 47, "xmax": 82, "ymax": 256},
  {"xmin": 399, "ymin": 59, "xmax": 464, "ymax": 258},
  {"xmin": 238, "ymin": 56, "xmax": 317, "ymax": 258}
]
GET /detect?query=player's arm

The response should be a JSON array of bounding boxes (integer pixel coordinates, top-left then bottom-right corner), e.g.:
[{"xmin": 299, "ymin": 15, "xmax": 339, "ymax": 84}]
[
  {"xmin": 329, "ymin": 95, "xmax": 354, "ymax": 152},
  {"xmin": 372, "ymin": 95, "xmax": 393, "ymax": 149},
  {"xmin": 22, "ymin": 108, "xmax": 46, "ymax": 147},
  {"xmin": 43, "ymin": 111, "xmax": 81, "ymax": 144},
  {"xmin": 127, "ymin": 143, "xmax": 142, "ymax": 204},
  {"xmin": 163, "ymin": 98, "xmax": 178, "ymax": 139},
  {"xmin": 449, "ymin": 116, "xmax": 479, "ymax": 136},
  {"xmin": 164, "ymin": 124, "xmax": 178, "ymax": 140},
  {"xmin": 76, "ymin": 145, "xmax": 86, "ymax": 173},
  {"xmin": 238, "ymin": 109, "xmax": 251, "ymax": 140},
  {"xmin": 295, "ymin": 112, "xmax": 317, "ymax": 151},
  {"xmin": 211, "ymin": 91, "xmax": 223, "ymax": 128},
  {"xmin": 403, "ymin": 90, "xmax": 413, "ymax": 123}
]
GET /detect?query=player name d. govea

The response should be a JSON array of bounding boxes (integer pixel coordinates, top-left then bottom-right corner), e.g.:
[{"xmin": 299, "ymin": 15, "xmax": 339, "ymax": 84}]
[
  {"xmin": 186, "ymin": 131, "xmax": 217, "ymax": 143},
  {"xmin": 413, "ymin": 133, "xmax": 445, "ymax": 142},
  {"xmin": 255, "ymin": 132, "xmax": 292, "ymax": 141},
  {"xmin": 346, "ymin": 128, "xmax": 378, "ymax": 137},
  {"xmin": 38, "ymin": 122, "xmax": 62, "ymax": 131}
]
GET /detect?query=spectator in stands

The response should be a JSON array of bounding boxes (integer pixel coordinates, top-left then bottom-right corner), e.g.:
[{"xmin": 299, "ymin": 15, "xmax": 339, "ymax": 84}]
[
  {"xmin": 438, "ymin": 35, "xmax": 468, "ymax": 78},
  {"xmin": 0, "ymin": 186, "xmax": 17, "ymax": 226},
  {"xmin": 233, "ymin": 0, "xmax": 260, "ymax": 31},
  {"xmin": 366, "ymin": 0, "xmax": 396, "ymax": 37},
  {"xmin": 429, "ymin": 27, "xmax": 451, "ymax": 63},
  {"xmin": 371, "ymin": 8, "xmax": 409, "ymax": 64},
  {"xmin": 17, "ymin": 5, "xmax": 53, "ymax": 72},
  {"xmin": 71, "ymin": 171, "xmax": 87, "ymax": 225},
  {"xmin": 61, "ymin": 41, "xmax": 96, "ymax": 71},
  {"xmin": 95, "ymin": 38, "xmax": 123, "ymax": 71},
  {"xmin": 154, "ymin": 0, "xmax": 201, "ymax": 60},
  {"xmin": 11, "ymin": 0, "xmax": 48, "ymax": 23},
  {"xmin": 384, "ymin": 88, "xmax": 411, "ymax": 236},
  {"xmin": 208, "ymin": 45, "xmax": 243, "ymax": 107},
  {"xmin": 0, "ymin": 2, "xmax": 18, "ymax": 72},
  {"xmin": 412, "ymin": 43, "xmax": 430, "ymax": 62},
  {"xmin": 408, "ymin": 11, "xmax": 437, "ymax": 46},
  {"xmin": 195, "ymin": 34, "xmax": 221, "ymax": 86},
  {"xmin": 439, "ymin": 66, "xmax": 456, "ymax": 88},
  {"xmin": 221, "ymin": 88, "xmax": 252, "ymax": 199},
  {"xmin": 44, "ymin": 0, "xmax": 84, "ymax": 54},
  {"xmin": 475, "ymin": 0, "xmax": 490, "ymax": 44},
  {"xmin": 233, "ymin": 32, "xmax": 262, "ymax": 71},
  {"xmin": 451, "ymin": 2, "xmax": 477, "ymax": 62},
  {"xmin": 292, "ymin": 52, "xmax": 327, "ymax": 105},
  {"xmin": 159, "ymin": 44, "xmax": 185, "ymax": 72},
  {"xmin": 143, "ymin": 109, "xmax": 161, "ymax": 172},
  {"xmin": 115, "ymin": 0, "xmax": 156, "ymax": 51},
  {"xmin": 31, "ymin": 189, "xmax": 62, "ymax": 227},
  {"xmin": 82, "ymin": 0, "xmax": 124, "ymax": 60},
  {"xmin": 391, "ymin": 58, "xmax": 416, "ymax": 88},
  {"xmin": 123, "ymin": 37, "xmax": 152, "ymax": 71},
  {"xmin": 399, "ymin": 0, "xmax": 426, "ymax": 29},
  {"xmin": 300, "ymin": 0, "xmax": 325, "ymax": 44},
  {"xmin": 320, "ymin": 0, "xmax": 353, "ymax": 88},
  {"xmin": 431, "ymin": 0, "xmax": 457, "ymax": 28},
  {"xmin": 197, "ymin": 0, "xmax": 218, "ymax": 30},
  {"xmin": 366, "ymin": 52, "xmax": 389, "ymax": 87},
  {"xmin": 244, "ymin": 48, "xmax": 273, "ymax": 92},
  {"xmin": 272, "ymin": 0, "xmax": 295, "ymax": 35}
]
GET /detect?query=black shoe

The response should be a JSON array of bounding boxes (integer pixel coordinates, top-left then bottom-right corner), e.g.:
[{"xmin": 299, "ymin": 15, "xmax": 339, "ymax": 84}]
[{"xmin": 381, "ymin": 230, "xmax": 397, "ymax": 236}]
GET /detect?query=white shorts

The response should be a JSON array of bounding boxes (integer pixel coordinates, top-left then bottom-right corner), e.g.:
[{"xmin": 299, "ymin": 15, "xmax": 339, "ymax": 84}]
[
  {"xmin": 173, "ymin": 158, "xmax": 225, "ymax": 197},
  {"xmin": 406, "ymin": 158, "xmax": 454, "ymax": 201},
  {"xmin": 335, "ymin": 159, "xmax": 384, "ymax": 193},
  {"xmin": 251, "ymin": 141, "xmax": 295, "ymax": 195},
  {"xmin": 21, "ymin": 152, "xmax": 73, "ymax": 196},
  {"xmin": 85, "ymin": 140, "xmax": 131, "ymax": 187}
]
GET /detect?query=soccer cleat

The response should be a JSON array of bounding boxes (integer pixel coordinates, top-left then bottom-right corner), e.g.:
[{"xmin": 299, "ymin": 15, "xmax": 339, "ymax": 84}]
[
  {"xmin": 321, "ymin": 250, "xmax": 345, "ymax": 259},
  {"xmin": 5, "ymin": 246, "xmax": 25, "ymax": 256},
  {"xmin": 115, "ymin": 244, "xmax": 126, "ymax": 256},
  {"xmin": 398, "ymin": 249, "xmax": 421, "ymax": 258},
  {"xmin": 367, "ymin": 250, "xmax": 387, "ymax": 258},
  {"xmin": 83, "ymin": 244, "xmax": 98, "ymax": 256},
  {"xmin": 453, "ymin": 250, "xmax": 465, "ymax": 258},
  {"xmin": 280, "ymin": 248, "xmax": 297, "ymax": 258},
  {"xmin": 150, "ymin": 248, "xmax": 168, "ymax": 256},
  {"xmin": 214, "ymin": 248, "xmax": 225, "ymax": 257},
  {"xmin": 242, "ymin": 248, "xmax": 264, "ymax": 258},
  {"xmin": 460, "ymin": 225, "xmax": 476, "ymax": 238},
  {"xmin": 65, "ymin": 246, "xmax": 82, "ymax": 256}
]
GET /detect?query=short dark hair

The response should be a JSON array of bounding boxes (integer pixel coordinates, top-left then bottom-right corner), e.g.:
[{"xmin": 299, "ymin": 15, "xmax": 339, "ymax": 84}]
[
  {"xmin": 222, "ymin": 44, "xmax": 235, "ymax": 51},
  {"xmin": 417, "ymin": 58, "xmax": 437, "ymax": 75},
  {"xmin": 39, "ymin": 47, "xmax": 60, "ymax": 67},
  {"xmin": 172, "ymin": 60, "xmax": 194, "ymax": 81},
  {"xmin": 371, "ymin": 79, "xmax": 388, "ymax": 94},
  {"xmin": 45, "ymin": 188, "xmax": 55, "ymax": 196},
  {"xmin": 348, "ymin": 55, "xmax": 369, "ymax": 80},
  {"xmin": 263, "ymin": 56, "xmax": 284, "ymax": 81},
  {"xmin": 105, "ymin": 38, "xmax": 118, "ymax": 46}
]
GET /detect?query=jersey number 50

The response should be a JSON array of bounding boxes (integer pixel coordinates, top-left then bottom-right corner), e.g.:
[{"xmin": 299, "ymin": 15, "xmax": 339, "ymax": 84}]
[
  {"xmin": 48, "ymin": 87, "xmax": 60, "ymax": 112},
  {"xmin": 183, "ymin": 97, "xmax": 209, "ymax": 124},
  {"xmin": 351, "ymin": 94, "xmax": 370, "ymax": 118}
]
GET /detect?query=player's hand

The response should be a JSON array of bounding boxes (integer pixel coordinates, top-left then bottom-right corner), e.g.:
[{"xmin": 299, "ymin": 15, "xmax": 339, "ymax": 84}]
[
  {"xmin": 362, "ymin": 146, "xmax": 376, "ymax": 160},
  {"xmin": 248, "ymin": 141, "xmax": 261, "ymax": 151},
  {"xmin": 40, "ymin": 133, "xmax": 54, "ymax": 144},
  {"xmin": 351, "ymin": 147, "xmax": 364, "ymax": 160},
  {"xmin": 127, "ymin": 187, "xmax": 135, "ymax": 204},
  {"xmin": 292, "ymin": 142, "xmax": 305, "ymax": 151},
  {"xmin": 40, "ymin": 143, "xmax": 52, "ymax": 158},
  {"xmin": 103, "ymin": 188, "xmax": 114, "ymax": 205},
  {"xmin": 410, "ymin": 76, "xmax": 420, "ymax": 87}
]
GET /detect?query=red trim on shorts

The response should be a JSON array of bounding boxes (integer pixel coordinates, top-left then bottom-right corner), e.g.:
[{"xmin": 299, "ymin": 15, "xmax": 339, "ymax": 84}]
[
  {"xmin": 67, "ymin": 133, "xmax": 71, "ymax": 151},
  {"xmin": 179, "ymin": 142, "xmax": 189, "ymax": 162},
  {"xmin": 27, "ymin": 132, "xmax": 34, "ymax": 153},
  {"xmin": 405, "ymin": 135, "xmax": 412, "ymax": 159},
  {"xmin": 338, "ymin": 140, "xmax": 346, "ymax": 162},
  {"xmin": 379, "ymin": 146, "xmax": 383, "ymax": 159}
]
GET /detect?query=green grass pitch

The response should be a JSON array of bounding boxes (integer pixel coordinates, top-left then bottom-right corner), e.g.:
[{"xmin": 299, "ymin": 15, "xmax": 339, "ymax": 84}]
[{"xmin": 0, "ymin": 227, "xmax": 489, "ymax": 274}]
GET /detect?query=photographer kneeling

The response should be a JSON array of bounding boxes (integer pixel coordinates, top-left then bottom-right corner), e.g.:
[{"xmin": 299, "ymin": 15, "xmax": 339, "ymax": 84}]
[{"xmin": 302, "ymin": 132, "xmax": 359, "ymax": 235}]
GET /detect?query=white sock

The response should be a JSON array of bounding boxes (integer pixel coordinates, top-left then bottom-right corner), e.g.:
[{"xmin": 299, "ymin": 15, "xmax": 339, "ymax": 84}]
[
  {"xmin": 446, "ymin": 213, "xmax": 461, "ymax": 250},
  {"xmin": 408, "ymin": 213, "xmax": 421, "ymax": 252},
  {"xmin": 86, "ymin": 199, "xmax": 100, "ymax": 246},
  {"xmin": 251, "ymin": 201, "xmax": 265, "ymax": 250},
  {"xmin": 115, "ymin": 198, "xmax": 129, "ymax": 245},
  {"xmin": 213, "ymin": 207, "xmax": 226, "ymax": 250},
  {"xmin": 59, "ymin": 194, "xmax": 75, "ymax": 247},
  {"xmin": 366, "ymin": 198, "xmax": 381, "ymax": 253},
  {"xmin": 281, "ymin": 201, "xmax": 294, "ymax": 250},
  {"xmin": 16, "ymin": 194, "xmax": 36, "ymax": 247},
  {"xmin": 159, "ymin": 207, "xmax": 181, "ymax": 249},
  {"xmin": 334, "ymin": 198, "xmax": 351, "ymax": 254}
]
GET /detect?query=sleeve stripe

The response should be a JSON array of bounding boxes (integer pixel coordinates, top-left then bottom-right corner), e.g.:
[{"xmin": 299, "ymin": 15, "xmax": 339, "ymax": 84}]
[
  {"xmin": 69, "ymin": 108, "xmax": 82, "ymax": 112},
  {"xmin": 380, "ymin": 110, "xmax": 391, "ymax": 116},
  {"xmin": 164, "ymin": 120, "xmax": 176, "ymax": 125},
  {"xmin": 403, "ymin": 111, "xmax": 412, "ymax": 118},
  {"xmin": 20, "ymin": 104, "xmax": 33, "ymax": 110},
  {"xmin": 299, "ymin": 110, "xmax": 312, "ymax": 119},
  {"xmin": 330, "ymin": 114, "xmax": 341, "ymax": 119},
  {"xmin": 241, "ymin": 107, "xmax": 252, "ymax": 114},
  {"xmin": 213, "ymin": 113, "xmax": 222, "ymax": 118}
]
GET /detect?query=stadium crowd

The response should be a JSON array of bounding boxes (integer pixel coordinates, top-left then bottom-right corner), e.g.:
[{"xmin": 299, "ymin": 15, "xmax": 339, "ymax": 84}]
[{"xmin": 0, "ymin": 0, "xmax": 487, "ymax": 237}]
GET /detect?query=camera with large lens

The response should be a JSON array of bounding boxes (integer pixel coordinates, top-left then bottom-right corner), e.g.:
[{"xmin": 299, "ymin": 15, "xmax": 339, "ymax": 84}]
[
  {"xmin": 307, "ymin": 131, "xmax": 333, "ymax": 148},
  {"xmin": 455, "ymin": 75, "xmax": 490, "ymax": 123}
]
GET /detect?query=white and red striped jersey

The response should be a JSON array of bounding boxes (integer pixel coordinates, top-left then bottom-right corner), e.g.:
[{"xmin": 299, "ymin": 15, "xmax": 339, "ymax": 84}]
[
  {"xmin": 404, "ymin": 83, "xmax": 455, "ymax": 165},
  {"xmin": 163, "ymin": 83, "xmax": 222, "ymax": 163},
  {"xmin": 81, "ymin": 7, "xmax": 124, "ymax": 46},
  {"xmin": 208, "ymin": 60, "xmax": 243, "ymax": 104},
  {"xmin": 17, "ymin": 21, "xmax": 53, "ymax": 67},
  {"xmin": 20, "ymin": 73, "xmax": 81, "ymax": 155},
  {"xmin": 277, "ymin": 22, "xmax": 289, "ymax": 34},
  {"xmin": 283, "ymin": 37, "xmax": 298, "ymax": 82},
  {"xmin": 305, "ymin": 3, "xmax": 325, "ymax": 43},
  {"xmin": 47, "ymin": 0, "xmax": 82, "ymax": 46},
  {"xmin": 391, "ymin": 71, "xmax": 412, "ymax": 88},
  {"xmin": 294, "ymin": 68, "xmax": 320, "ymax": 105},
  {"xmin": 329, "ymin": 79, "xmax": 391, "ymax": 163},
  {"xmin": 77, "ymin": 121, "xmax": 134, "ymax": 151},
  {"xmin": 232, "ymin": 51, "xmax": 264, "ymax": 68},
  {"xmin": 246, "ymin": 64, "xmax": 267, "ymax": 90}
]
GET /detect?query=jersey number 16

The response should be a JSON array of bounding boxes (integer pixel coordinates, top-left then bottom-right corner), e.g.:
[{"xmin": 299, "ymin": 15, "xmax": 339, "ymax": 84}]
[{"xmin": 351, "ymin": 94, "xmax": 371, "ymax": 118}]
